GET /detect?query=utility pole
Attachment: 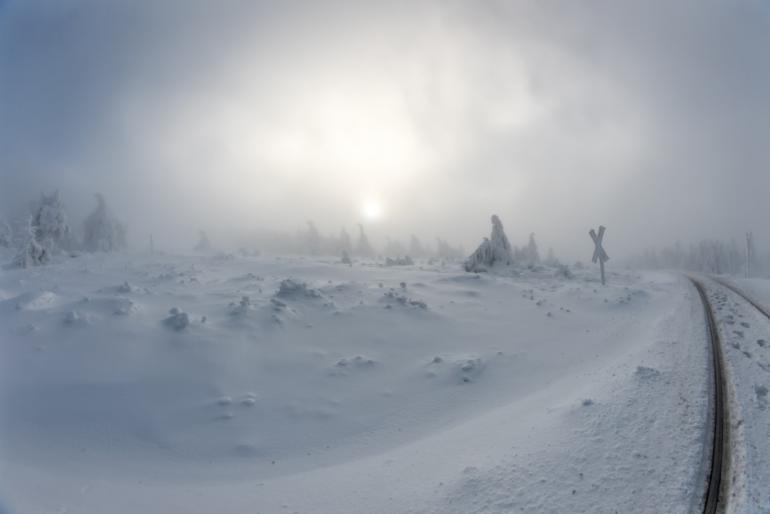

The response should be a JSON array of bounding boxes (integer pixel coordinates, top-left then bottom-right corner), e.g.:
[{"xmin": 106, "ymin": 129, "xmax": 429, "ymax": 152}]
[{"xmin": 746, "ymin": 232, "xmax": 754, "ymax": 278}]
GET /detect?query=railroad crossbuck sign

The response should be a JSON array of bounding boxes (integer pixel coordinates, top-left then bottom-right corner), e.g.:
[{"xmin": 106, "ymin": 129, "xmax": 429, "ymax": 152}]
[{"xmin": 589, "ymin": 225, "xmax": 609, "ymax": 285}]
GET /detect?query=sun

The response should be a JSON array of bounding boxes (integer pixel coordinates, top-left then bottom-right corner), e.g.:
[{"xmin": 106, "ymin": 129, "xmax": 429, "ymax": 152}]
[{"xmin": 362, "ymin": 199, "xmax": 383, "ymax": 221}]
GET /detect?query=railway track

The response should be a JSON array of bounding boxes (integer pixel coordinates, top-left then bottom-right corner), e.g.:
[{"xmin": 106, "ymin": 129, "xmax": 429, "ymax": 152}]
[
  {"xmin": 710, "ymin": 276, "xmax": 770, "ymax": 320},
  {"xmin": 688, "ymin": 277, "xmax": 726, "ymax": 514}
]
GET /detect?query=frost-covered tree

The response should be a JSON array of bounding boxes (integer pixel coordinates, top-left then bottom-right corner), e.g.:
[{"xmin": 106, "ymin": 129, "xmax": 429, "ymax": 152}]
[
  {"xmin": 305, "ymin": 221, "xmax": 321, "ymax": 255},
  {"xmin": 525, "ymin": 232, "xmax": 540, "ymax": 265},
  {"xmin": 383, "ymin": 237, "xmax": 407, "ymax": 258},
  {"xmin": 82, "ymin": 194, "xmax": 127, "ymax": 252},
  {"xmin": 14, "ymin": 216, "xmax": 49, "ymax": 267},
  {"xmin": 195, "ymin": 230, "xmax": 211, "ymax": 251},
  {"xmin": 338, "ymin": 228, "xmax": 353, "ymax": 255},
  {"xmin": 0, "ymin": 218, "xmax": 12, "ymax": 248},
  {"xmin": 409, "ymin": 235, "xmax": 426, "ymax": 258},
  {"xmin": 356, "ymin": 224, "xmax": 375, "ymax": 257},
  {"xmin": 544, "ymin": 247, "xmax": 559, "ymax": 266},
  {"xmin": 32, "ymin": 191, "xmax": 72, "ymax": 253},
  {"xmin": 436, "ymin": 238, "xmax": 464, "ymax": 260},
  {"xmin": 464, "ymin": 215, "xmax": 514, "ymax": 272}
]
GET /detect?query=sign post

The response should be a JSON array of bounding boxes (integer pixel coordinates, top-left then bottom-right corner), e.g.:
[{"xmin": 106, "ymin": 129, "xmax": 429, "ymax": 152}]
[{"xmin": 589, "ymin": 226, "xmax": 609, "ymax": 285}]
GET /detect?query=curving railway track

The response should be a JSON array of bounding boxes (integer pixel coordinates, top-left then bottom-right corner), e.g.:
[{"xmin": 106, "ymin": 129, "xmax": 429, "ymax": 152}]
[{"xmin": 689, "ymin": 277, "xmax": 726, "ymax": 514}]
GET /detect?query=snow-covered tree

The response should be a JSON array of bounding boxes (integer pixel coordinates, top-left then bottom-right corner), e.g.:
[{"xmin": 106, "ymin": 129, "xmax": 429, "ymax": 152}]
[
  {"xmin": 0, "ymin": 218, "xmax": 11, "ymax": 248},
  {"xmin": 195, "ymin": 230, "xmax": 211, "ymax": 251},
  {"xmin": 82, "ymin": 194, "xmax": 127, "ymax": 252},
  {"xmin": 525, "ymin": 232, "xmax": 540, "ymax": 265},
  {"xmin": 14, "ymin": 216, "xmax": 49, "ymax": 267},
  {"xmin": 436, "ymin": 238, "xmax": 464, "ymax": 260},
  {"xmin": 302, "ymin": 221, "xmax": 321, "ymax": 255},
  {"xmin": 544, "ymin": 247, "xmax": 559, "ymax": 266},
  {"xmin": 356, "ymin": 224, "xmax": 375, "ymax": 257},
  {"xmin": 339, "ymin": 228, "xmax": 353, "ymax": 255},
  {"xmin": 409, "ymin": 235, "xmax": 426, "ymax": 258},
  {"xmin": 383, "ymin": 237, "xmax": 407, "ymax": 258},
  {"xmin": 464, "ymin": 215, "xmax": 514, "ymax": 272},
  {"xmin": 32, "ymin": 191, "xmax": 72, "ymax": 253}
]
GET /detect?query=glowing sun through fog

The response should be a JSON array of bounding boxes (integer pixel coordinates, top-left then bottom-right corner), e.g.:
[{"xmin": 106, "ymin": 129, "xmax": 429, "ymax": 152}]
[{"xmin": 362, "ymin": 199, "xmax": 383, "ymax": 221}]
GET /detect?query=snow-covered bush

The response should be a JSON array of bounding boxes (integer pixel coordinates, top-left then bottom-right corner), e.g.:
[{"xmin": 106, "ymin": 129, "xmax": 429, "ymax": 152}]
[
  {"xmin": 32, "ymin": 191, "xmax": 72, "ymax": 253},
  {"xmin": 14, "ymin": 216, "xmax": 49, "ymax": 267},
  {"xmin": 82, "ymin": 194, "xmax": 127, "ymax": 252},
  {"xmin": 385, "ymin": 255, "xmax": 414, "ymax": 266},
  {"xmin": 464, "ymin": 215, "xmax": 514, "ymax": 272},
  {"xmin": 163, "ymin": 307, "xmax": 189, "ymax": 330}
]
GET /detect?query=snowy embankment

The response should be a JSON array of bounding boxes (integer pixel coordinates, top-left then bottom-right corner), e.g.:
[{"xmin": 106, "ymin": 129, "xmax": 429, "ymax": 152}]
[
  {"xmin": 703, "ymin": 277, "xmax": 770, "ymax": 513},
  {"xmin": 0, "ymin": 252, "xmax": 709, "ymax": 513}
]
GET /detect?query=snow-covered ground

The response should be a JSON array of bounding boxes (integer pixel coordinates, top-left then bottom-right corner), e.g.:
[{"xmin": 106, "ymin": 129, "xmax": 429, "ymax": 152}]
[
  {"xmin": 0, "ymin": 252, "xmax": 714, "ymax": 513},
  {"xmin": 701, "ymin": 277, "xmax": 770, "ymax": 513}
]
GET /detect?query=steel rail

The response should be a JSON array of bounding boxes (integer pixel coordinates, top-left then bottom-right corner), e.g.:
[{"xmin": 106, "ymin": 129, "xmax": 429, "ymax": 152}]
[{"xmin": 689, "ymin": 277, "xmax": 726, "ymax": 514}]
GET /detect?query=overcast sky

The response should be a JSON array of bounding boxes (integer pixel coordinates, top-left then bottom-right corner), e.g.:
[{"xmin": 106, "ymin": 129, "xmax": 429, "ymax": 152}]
[{"xmin": 2, "ymin": 0, "xmax": 769, "ymax": 259}]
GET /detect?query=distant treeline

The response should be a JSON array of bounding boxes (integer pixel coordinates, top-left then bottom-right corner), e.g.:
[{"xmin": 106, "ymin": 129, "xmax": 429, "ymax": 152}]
[{"xmin": 627, "ymin": 237, "xmax": 766, "ymax": 276}]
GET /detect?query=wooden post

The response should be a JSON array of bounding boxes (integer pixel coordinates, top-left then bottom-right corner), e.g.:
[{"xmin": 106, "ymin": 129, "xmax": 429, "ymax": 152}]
[{"xmin": 600, "ymin": 257, "xmax": 606, "ymax": 286}]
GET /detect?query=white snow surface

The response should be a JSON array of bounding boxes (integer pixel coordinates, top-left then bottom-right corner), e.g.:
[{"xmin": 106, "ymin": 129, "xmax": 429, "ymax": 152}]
[{"xmin": 0, "ymin": 252, "xmax": 713, "ymax": 513}]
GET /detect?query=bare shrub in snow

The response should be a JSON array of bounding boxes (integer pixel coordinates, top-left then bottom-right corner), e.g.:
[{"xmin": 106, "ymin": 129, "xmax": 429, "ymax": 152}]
[
  {"xmin": 82, "ymin": 194, "xmax": 127, "ymax": 252},
  {"xmin": 14, "ymin": 216, "xmax": 50, "ymax": 267},
  {"xmin": 464, "ymin": 215, "xmax": 514, "ymax": 272}
]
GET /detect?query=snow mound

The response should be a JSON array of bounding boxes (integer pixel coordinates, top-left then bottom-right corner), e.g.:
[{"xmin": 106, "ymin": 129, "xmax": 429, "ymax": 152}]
[
  {"xmin": 426, "ymin": 355, "xmax": 487, "ymax": 383},
  {"xmin": 228, "ymin": 296, "xmax": 252, "ymax": 316},
  {"xmin": 634, "ymin": 366, "xmax": 660, "ymax": 380},
  {"xmin": 163, "ymin": 307, "xmax": 190, "ymax": 331},
  {"xmin": 331, "ymin": 355, "xmax": 378, "ymax": 376},
  {"xmin": 381, "ymin": 289, "xmax": 428, "ymax": 310},
  {"xmin": 275, "ymin": 279, "xmax": 322, "ymax": 300},
  {"xmin": 63, "ymin": 309, "xmax": 94, "ymax": 326},
  {"xmin": 13, "ymin": 291, "xmax": 60, "ymax": 311}
]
